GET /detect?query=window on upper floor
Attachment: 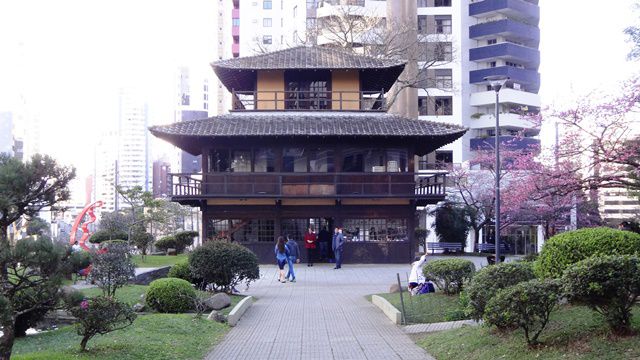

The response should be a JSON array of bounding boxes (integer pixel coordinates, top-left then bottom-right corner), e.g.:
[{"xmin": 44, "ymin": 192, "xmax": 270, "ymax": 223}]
[
  {"xmin": 417, "ymin": 16, "xmax": 427, "ymax": 34},
  {"xmin": 284, "ymin": 70, "xmax": 331, "ymax": 110},
  {"xmin": 263, "ymin": 35, "xmax": 273, "ymax": 44},
  {"xmin": 263, "ymin": 0, "xmax": 272, "ymax": 9},
  {"xmin": 435, "ymin": 150, "xmax": 453, "ymax": 165},
  {"xmin": 488, "ymin": 39, "xmax": 497, "ymax": 45},
  {"xmin": 263, "ymin": 18, "xmax": 272, "ymax": 27},
  {"xmin": 417, "ymin": 0, "xmax": 428, "ymax": 7},
  {"xmin": 418, "ymin": 96, "xmax": 453, "ymax": 116},
  {"xmin": 434, "ymin": 0, "xmax": 451, "ymax": 6},
  {"xmin": 489, "ymin": 61, "xmax": 496, "ymax": 68},
  {"xmin": 434, "ymin": 69, "xmax": 453, "ymax": 88},
  {"xmin": 433, "ymin": 42, "xmax": 452, "ymax": 61},
  {"xmin": 232, "ymin": 18, "xmax": 240, "ymax": 26},
  {"xmin": 435, "ymin": 15, "xmax": 452, "ymax": 34}
]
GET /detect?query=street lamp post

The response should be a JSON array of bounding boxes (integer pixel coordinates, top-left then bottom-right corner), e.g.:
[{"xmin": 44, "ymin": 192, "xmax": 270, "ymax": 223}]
[{"xmin": 484, "ymin": 75, "xmax": 509, "ymax": 264}]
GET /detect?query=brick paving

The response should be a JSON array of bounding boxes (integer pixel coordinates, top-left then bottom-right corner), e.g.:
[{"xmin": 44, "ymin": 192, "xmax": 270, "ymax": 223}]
[{"xmin": 205, "ymin": 264, "xmax": 435, "ymax": 360}]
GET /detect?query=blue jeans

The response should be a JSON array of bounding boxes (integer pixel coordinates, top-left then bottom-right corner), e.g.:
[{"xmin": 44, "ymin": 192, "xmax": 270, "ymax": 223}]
[
  {"xmin": 334, "ymin": 248, "xmax": 343, "ymax": 268},
  {"xmin": 286, "ymin": 256, "xmax": 296, "ymax": 279}
]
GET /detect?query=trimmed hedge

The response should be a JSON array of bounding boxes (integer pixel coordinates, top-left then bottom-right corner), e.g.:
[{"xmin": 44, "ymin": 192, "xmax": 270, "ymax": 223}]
[
  {"xmin": 168, "ymin": 261, "xmax": 193, "ymax": 283},
  {"xmin": 422, "ymin": 258, "xmax": 475, "ymax": 295},
  {"xmin": 145, "ymin": 278, "xmax": 196, "ymax": 313},
  {"xmin": 484, "ymin": 279, "xmax": 561, "ymax": 345},
  {"xmin": 89, "ymin": 230, "xmax": 128, "ymax": 244},
  {"xmin": 466, "ymin": 262, "xmax": 535, "ymax": 320},
  {"xmin": 535, "ymin": 227, "xmax": 640, "ymax": 278},
  {"xmin": 174, "ymin": 231, "xmax": 198, "ymax": 253},
  {"xmin": 155, "ymin": 236, "xmax": 176, "ymax": 252},
  {"xmin": 189, "ymin": 241, "xmax": 259, "ymax": 293},
  {"xmin": 563, "ymin": 255, "xmax": 640, "ymax": 335}
]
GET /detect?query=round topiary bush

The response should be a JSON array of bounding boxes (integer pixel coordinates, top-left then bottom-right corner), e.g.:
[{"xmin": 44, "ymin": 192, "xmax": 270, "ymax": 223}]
[
  {"xmin": 563, "ymin": 255, "xmax": 640, "ymax": 335},
  {"xmin": 145, "ymin": 278, "xmax": 196, "ymax": 313},
  {"xmin": 189, "ymin": 241, "xmax": 259, "ymax": 293},
  {"xmin": 422, "ymin": 258, "xmax": 475, "ymax": 295},
  {"xmin": 535, "ymin": 227, "xmax": 640, "ymax": 278},
  {"xmin": 155, "ymin": 236, "xmax": 177, "ymax": 252},
  {"xmin": 168, "ymin": 261, "xmax": 193, "ymax": 283},
  {"xmin": 484, "ymin": 279, "xmax": 561, "ymax": 345},
  {"xmin": 466, "ymin": 261, "xmax": 535, "ymax": 320},
  {"xmin": 174, "ymin": 231, "xmax": 198, "ymax": 253},
  {"xmin": 89, "ymin": 230, "xmax": 128, "ymax": 244}
]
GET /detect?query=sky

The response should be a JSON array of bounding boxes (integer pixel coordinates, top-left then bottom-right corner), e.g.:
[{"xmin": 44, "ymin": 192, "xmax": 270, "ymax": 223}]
[{"xmin": 0, "ymin": 0, "xmax": 638, "ymax": 203}]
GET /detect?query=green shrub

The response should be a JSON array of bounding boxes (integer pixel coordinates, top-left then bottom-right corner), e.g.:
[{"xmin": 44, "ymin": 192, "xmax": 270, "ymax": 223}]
[
  {"xmin": 189, "ymin": 241, "xmax": 260, "ymax": 293},
  {"xmin": 68, "ymin": 250, "xmax": 92, "ymax": 273},
  {"xmin": 466, "ymin": 262, "xmax": 535, "ymax": 320},
  {"xmin": 155, "ymin": 236, "xmax": 177, "ymax": 252},
  {"xmin": 131, "ymin": 230, "xmax": 154, "ymax": 256},
  {"xmin": 145, "ymin": 278, "xmax": 196, "ymax": 313},
  {"xmin": 535, "ymin": 227, "xmax": 640, "ymax": 278},
  {"xmin": 174, "ymin": 231, "xmax": 198, "ymax": 253},
  {"xmin": 66, "ymin": 295, "xmax": 137, "ymax": 351},
  {"xmin": 89, "ymin": 242, "xmax": 136, "ymax": 297},
  {"xmin": 562, "ymin": 255, "xmax": 640, "ymax": 335},
  {"xmin": 168, "ymin": 261, "xmax": 193, "ymax": 283},
  {"xmin": 89, "ymin": 230, "xmax": 128, "ymax": 244},
  {"xmin": 484, "ymin": 279, "xmax": 561, "ymax": 345},
  {"xmin": 422, "ymin": 259, "xmax": 475, "ymax": 295}
]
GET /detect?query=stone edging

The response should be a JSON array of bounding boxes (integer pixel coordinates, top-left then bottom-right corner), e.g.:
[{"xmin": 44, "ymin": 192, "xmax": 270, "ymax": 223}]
[
  {"xmin": 227, "ymin": 296, "xmax": 254, "ymax": 326},
  {"xmin": 371, "ymin": 295, "xmax": 402, "ymax": 325}
]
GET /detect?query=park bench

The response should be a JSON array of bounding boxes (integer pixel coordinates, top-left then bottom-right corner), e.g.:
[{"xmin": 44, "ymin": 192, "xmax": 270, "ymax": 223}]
[
  {"xmin": 476, "ymin": 243, "xmax": 508, "ymax": 253},
  {"xmin": 426, "ymin": 242, "xmax": 463, "ymax": 254}
]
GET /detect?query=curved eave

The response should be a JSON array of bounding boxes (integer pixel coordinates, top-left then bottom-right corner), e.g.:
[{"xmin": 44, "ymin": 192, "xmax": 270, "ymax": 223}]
[{"xmin": 149, "ymin": 129, "xmax": 467, "ymax": 157}]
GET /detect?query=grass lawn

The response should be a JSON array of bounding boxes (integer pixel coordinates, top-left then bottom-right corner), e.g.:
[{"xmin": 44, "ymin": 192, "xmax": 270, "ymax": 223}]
[
  {"xmin": 416, "ymin": 305, "xmax": 640, "ymax": 360},
  {"xmin": 376, "ymin": 292, "xmax": 465, "ymax": 324},
  {"xmin": 131, "ymin": 254, "xmax": 187, "ymax": 267},
  {"xmin": 12, "ymin": 314, "xmax": 228, "ymax": 360}
]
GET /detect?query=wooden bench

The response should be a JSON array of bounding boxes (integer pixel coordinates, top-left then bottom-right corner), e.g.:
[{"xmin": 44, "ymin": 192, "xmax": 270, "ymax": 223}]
[
  {"xmin": 476, "ymin": 243, "xmax": 508, "ymax": 253},
  {"xmin": 426, "ymin": 242, "xmax": 463, "ymax": 254}
]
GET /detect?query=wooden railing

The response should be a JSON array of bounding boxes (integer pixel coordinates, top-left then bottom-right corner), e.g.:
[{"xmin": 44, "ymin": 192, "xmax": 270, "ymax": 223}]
[
  {"xmin": 231, "ymin": 90, "xmax": 386, "ymax": 111},
  {"xmin": 168, "ymin": 172, "xmax": 446, "ymax": 200}
]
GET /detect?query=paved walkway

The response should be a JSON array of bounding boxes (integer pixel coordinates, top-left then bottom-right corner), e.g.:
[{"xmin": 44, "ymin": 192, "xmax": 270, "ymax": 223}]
[{"xmin": 205, "ymin": 264, "xmax": 435, "ymax": 360}]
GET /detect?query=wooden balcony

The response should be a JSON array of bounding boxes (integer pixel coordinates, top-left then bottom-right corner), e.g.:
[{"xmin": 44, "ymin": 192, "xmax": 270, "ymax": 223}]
[
  {"xmin": 169, "ymin": 172, "xmax": 445, "ymax": 206},
  {"xmin": 231, "ymin": 90, "xmax": 386, "ymax": 111}
]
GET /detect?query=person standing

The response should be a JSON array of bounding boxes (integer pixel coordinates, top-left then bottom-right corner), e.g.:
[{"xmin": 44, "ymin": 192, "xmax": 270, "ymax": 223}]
[
  {"xmin": 332, "ymin": 227, "xmax": 345, "ymax": 269},
  {"xmin": 274, "ymin": 236, "xmax": 290, "ymax": 283},
  {"xmin": 285, "ymin": 235, "xmax": 300, "ymax": 282},
  {"xmin": 318, "ymin": 226, "xmax": 331, "ymax": 261},
  {"xmin": 304, "ymin": 227, "xmax": 317, "ymax": 267}
]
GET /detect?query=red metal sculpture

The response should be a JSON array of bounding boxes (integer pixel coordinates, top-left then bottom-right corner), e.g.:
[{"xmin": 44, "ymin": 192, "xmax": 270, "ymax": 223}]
[{"xmin": 70, "ymin": 200, "xmax": 104, "ymax": 251}]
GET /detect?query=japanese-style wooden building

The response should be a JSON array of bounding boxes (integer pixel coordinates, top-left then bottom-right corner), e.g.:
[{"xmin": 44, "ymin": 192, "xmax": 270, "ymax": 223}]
[{"xmin": 150, "ymin": 46, "xmax": 466, "ymax": 263}]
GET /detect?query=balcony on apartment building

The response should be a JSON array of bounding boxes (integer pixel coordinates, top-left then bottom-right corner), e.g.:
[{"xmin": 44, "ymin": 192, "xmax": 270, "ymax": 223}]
[
  {"xmin": 469, "ymin": 19, "xmax": 540, "ymax": 47},
  {"xmin": 469, "ymin": 88, "xmax": 541, "ymax": 108},
  {"xmin": 469, "ymin": 42, "xmax": 540, "ymax": 68},
  {"xmin": 469, "ymin": 112, "xmax": 538, "ymax": 130},
  {"xmin": 470, "ymin": 135, "xmax": 540, "ymax": 152},
  {"xmin": 469, "ymin": 0, "xmax": 539, "ymax": 25},
  {"xmin": 470, "ymin": 66, "xmax": 540, "ymax": 92}
]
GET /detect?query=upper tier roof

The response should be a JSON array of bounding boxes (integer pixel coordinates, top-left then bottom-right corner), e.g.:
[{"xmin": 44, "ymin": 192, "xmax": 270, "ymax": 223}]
[
  {"xmin": 212, "ymin": 46, "xmax": 406, "ymax": 92},
  {"xmin": 149, "ymin": 112, "xmax": 467, "ymax": 156}
]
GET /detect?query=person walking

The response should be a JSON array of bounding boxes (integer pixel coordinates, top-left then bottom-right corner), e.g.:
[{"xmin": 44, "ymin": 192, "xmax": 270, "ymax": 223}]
[
  {"xmin": 318, "ymin": 226, "xmax": 331, "ymax": 261},
  {"xmin": 332, "ymin": 227, "xmax": 345, "ymax": 269},
  {"xmin": 304, "ymin": 227, "xmax": 317, "ymax": 267},
  {"xmin": 285, "ymin": 235, "xmax": 300, "ymax": 282},
  {"xmin": 274, "ymin": 236, "xmax": 290, "ymax": 283}
]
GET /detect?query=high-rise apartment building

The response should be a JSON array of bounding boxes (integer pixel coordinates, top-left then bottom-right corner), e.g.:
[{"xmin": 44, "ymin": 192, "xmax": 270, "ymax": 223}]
[
  {"xmin": 214, "ymin": 0, "xmax": 541, "ymax": 163},
  {"xmin": 94, "ymin": 87, "xmax": 151, "ymax": 213}
]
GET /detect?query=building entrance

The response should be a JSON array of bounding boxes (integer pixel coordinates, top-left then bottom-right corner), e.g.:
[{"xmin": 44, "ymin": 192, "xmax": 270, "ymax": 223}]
[{"xmin": 281, "ymin": 217, "xmax": 333, "ymax": 262}]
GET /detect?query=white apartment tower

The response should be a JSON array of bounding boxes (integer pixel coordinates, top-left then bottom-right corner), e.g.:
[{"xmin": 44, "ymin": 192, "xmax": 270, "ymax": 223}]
[{"xmin": 94, "ymin": 87, "xmax": 151, "ymax": 213}]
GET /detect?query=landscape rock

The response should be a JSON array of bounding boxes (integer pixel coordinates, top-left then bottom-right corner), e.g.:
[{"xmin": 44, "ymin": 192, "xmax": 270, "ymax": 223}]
[
  {"xmin": 133, "ymin": 266, "xmax": 171, "ymax": 285},
  {"xmin": 204, "ymin": 293, "xmax": 231, "ymax": 310},
  {"xmin": 133, "ymin": 303, "xmax": 146, "ymax": 312},
  {"xmin": 389, "ymin": 284, "xmax": 401, "ymax": 293},
  {"xmin": 166, "ymin": 248, "xmax": 177, "ymax": 256}
]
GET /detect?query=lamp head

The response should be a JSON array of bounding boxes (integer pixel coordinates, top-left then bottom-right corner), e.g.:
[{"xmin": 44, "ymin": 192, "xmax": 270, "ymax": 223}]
[{"xmin": 483, "ymin": 75, "xmax": 510, "ymax": 92}]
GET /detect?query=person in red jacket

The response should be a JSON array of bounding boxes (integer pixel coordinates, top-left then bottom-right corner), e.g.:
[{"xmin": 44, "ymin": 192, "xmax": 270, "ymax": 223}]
[{"xmin": 304, "ymin": 227, "xmax": 317, "ymax": 267}]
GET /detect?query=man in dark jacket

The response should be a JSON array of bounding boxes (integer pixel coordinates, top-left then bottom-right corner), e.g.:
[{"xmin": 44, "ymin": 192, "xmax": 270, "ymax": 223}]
[{"xmin": 332, "ymin": 227, "xmax": 345, "ymax": 269}]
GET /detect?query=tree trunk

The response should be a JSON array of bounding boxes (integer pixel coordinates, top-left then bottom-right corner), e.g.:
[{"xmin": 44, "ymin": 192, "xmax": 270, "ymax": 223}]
[
  {"xmin": 0, "ymin": 315, "xmax": 16, "ymax": 360},
  {"xmin": 80, "ymin": 335, "xmax": 91, "ymax": 351}
]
